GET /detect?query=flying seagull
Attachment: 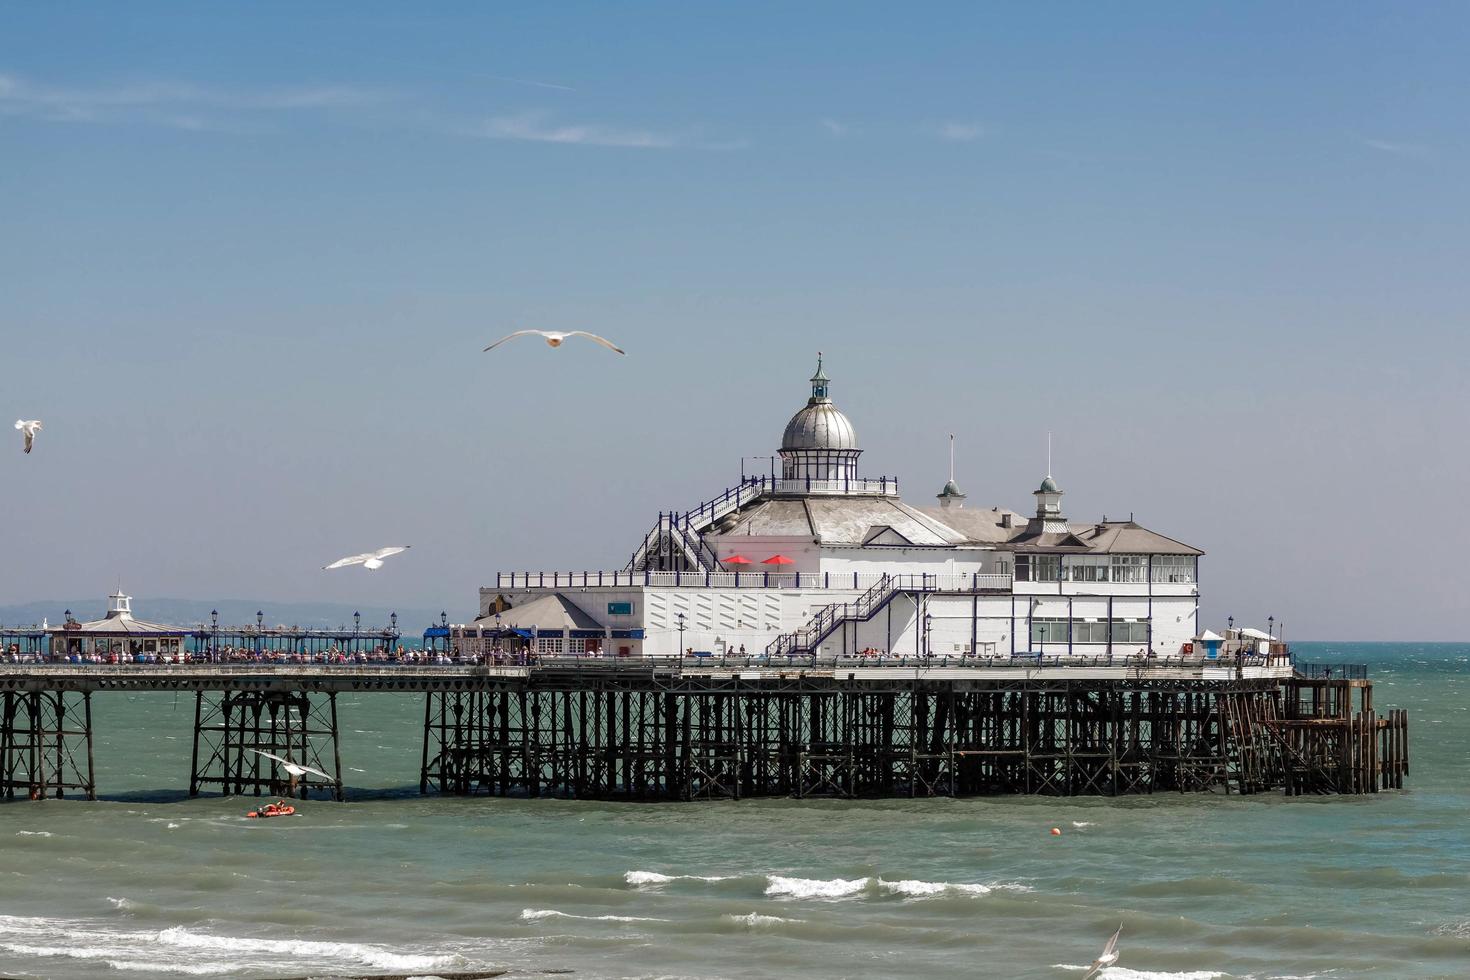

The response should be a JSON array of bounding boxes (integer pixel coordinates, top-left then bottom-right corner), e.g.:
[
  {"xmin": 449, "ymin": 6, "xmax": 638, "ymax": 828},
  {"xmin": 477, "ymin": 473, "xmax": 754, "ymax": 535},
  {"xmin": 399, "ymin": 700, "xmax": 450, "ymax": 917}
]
[
  {"xmin": 14, "ymin": 420, "xmax": 42, "ymax": 454},
  {"xmin": 323, "ymin": 545, "xmax": 410, "ymax": 571},
  {"xmin": 251, "ymin": 750, "xmax": 332, "ymax": 781},
  {"xmin": 1082, "ymin": 923, "xmax": 1123, "ymax": 980},
  {"xmin": 482, "ymin": 330, "xmax": 626, "ymax": 355}
]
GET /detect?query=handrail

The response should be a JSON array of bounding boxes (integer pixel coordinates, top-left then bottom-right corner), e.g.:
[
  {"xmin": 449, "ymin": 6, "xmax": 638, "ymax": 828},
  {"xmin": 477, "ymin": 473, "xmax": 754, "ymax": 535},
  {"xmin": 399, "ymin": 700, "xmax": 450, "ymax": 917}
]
[{"xmin": 497, "ymin": 570, "xmax": 1013, "ymax": 592}]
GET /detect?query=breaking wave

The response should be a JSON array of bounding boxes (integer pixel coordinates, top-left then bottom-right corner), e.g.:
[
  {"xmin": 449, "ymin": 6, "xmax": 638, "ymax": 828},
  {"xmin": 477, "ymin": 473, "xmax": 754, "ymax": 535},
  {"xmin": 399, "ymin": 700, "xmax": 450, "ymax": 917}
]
[
  {"xmin": 764, "ymin": 875, "xmax": 871, "ymax": 899},
  {"xmin": 624, "ymin": 870, "xmax": 734, "ymax": 886},
  {"xmin": 520, "ymin": 908, "xmax": 668, "ymax": 923}
]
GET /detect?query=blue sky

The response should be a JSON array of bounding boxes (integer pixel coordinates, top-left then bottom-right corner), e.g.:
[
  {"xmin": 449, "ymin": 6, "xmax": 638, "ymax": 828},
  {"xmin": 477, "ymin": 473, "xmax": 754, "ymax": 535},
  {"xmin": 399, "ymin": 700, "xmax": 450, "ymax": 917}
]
[{"xmin": 2, "ymin": 4, "xmax": 1466, "ymax": 637}]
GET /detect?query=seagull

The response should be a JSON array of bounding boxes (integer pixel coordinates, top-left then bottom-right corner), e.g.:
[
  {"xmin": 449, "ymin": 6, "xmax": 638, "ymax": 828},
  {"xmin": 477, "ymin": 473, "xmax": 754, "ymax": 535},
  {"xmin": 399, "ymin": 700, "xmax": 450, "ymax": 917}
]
[
  {"xmin": 1082, "ymin": 923, "xmax": 1123, "ymax": 980},
  {"xmin": 251, "ymin": 750, "xmax": 332, "ymax": 781},
  {"xmin": 322, "ymin": 545, "xmax": 410, "ymax": 571},
  {"xmin": 14, "ymin": 420, "xmax": 42, "ymax": 454},
  {"xmin": 482, "ymin": 330, "xmax": 626, "ymax": 355}
]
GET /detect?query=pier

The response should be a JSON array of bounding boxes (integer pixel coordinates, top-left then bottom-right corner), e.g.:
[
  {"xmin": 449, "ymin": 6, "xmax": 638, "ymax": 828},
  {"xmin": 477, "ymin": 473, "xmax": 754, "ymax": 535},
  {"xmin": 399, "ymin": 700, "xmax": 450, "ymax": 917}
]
[{"xmin": 0, "ymin": 656, "xmax": 1407, "ymax": 802}]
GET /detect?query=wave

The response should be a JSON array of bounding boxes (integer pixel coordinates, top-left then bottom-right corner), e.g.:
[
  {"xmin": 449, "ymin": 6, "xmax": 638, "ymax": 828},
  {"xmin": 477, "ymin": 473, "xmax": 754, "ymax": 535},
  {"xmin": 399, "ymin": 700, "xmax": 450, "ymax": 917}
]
[
  {"xmin": 106, "ymin": 897, "xmax": 135, "ymax": 911},
  {"xmin": 876, "ymin": 877, "xmax": 1030, "ymax": 898},
  {"xmin": 0, "ymin": 914, "xmax": 463, "ymax": 975},
  {"xmin": 724, "ymin": 912, "xmax": 802, "ymax": 928},
  {"xmin": 624, "ymin": 870, "xmax": 734, "ymax": 886},
  {"xmin": 765, "ymin": 875, "xmax": 870, "ymax": 899},
  {"xmin": 1072, "ymin": 821, "xmax": 1096, "ymax": 828},
  {"xmin": 520, "ymin": 908, "xmax": 667, "ymax": 923},
  {"xmin": 14, "ymin": 831, "xmax": 52, "ymax": 837}
]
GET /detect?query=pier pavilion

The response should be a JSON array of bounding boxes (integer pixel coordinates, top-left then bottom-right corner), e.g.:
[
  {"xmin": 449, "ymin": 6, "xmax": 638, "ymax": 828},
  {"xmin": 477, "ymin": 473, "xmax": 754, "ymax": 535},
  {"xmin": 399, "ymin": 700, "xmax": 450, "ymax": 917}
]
[{"xmin": 484, "ymin": 357, "xmax": 1207, "ymax": 667}]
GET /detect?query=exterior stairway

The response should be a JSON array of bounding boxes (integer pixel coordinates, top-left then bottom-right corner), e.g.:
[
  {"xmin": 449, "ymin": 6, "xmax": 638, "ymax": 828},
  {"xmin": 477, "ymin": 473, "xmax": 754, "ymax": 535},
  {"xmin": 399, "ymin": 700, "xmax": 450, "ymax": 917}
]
[
  {"xmin": 766, "ymin": 574, "xmax": 945, "ymax": 658},
  {"xmin": 626, "ymin": 478, "xmax": 770, "ymax": 572}
]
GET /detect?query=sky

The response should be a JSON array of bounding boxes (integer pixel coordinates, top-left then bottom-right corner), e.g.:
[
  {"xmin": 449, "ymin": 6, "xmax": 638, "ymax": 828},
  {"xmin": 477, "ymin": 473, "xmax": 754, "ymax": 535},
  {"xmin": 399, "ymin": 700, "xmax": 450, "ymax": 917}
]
[{"xmin": 2, "ymin": 4, "xmax": 1466, "ymax": 638}]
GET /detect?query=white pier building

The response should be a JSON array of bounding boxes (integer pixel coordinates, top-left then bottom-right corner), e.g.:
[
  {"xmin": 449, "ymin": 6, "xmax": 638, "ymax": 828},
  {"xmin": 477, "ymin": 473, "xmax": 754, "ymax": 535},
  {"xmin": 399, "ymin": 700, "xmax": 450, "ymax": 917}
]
[{"xmin": 476, "ymin": 358, "xmax": 1214, "ymax": 667}]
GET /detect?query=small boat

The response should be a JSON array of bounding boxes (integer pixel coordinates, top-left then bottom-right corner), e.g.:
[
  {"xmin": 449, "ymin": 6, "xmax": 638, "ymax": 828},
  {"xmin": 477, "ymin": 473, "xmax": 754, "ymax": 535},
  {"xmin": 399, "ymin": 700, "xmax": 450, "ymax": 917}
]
[{"xmin": 246, "ymin": 802, "xmax": 297, "ymax": 819}]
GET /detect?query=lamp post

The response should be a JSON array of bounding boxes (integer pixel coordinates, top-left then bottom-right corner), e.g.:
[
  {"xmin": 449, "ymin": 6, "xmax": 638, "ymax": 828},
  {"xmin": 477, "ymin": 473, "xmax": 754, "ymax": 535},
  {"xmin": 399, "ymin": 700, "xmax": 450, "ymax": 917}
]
[
  {"xmin": 676, "ymin": 612, "xmax": 687, "ymax": 658},
  {"xmin": 924, "ymin": 612, "xmax": 933, "ymax": 660},
  {"xmin": 440, "ymin": 611, "xmax": 448, "ymax": 628}
]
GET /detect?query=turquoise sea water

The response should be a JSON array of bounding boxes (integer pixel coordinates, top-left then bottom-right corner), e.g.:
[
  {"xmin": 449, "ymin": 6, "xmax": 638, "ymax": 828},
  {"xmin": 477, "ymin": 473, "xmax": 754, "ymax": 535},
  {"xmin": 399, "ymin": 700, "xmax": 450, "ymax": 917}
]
[{"xmin": 1, "ymin": 642, "xmax": 1467, "ymax": 980}]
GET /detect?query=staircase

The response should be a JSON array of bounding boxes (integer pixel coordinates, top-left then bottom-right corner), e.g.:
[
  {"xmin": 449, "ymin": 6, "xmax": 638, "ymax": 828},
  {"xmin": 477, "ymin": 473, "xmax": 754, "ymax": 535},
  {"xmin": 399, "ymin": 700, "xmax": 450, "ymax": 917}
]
[
  {"xmin": 626, "ymin": 478, "xmax": 770, "ymax": 573},
  {"xmin": 766, "ymin": 574, "xmax": 943, "ymax": 659}
]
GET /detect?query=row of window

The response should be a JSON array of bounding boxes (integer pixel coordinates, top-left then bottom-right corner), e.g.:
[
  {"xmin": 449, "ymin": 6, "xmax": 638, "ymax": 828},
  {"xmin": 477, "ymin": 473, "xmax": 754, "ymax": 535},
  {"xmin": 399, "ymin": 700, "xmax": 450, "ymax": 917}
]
[
  {"xmin": 1014, "ymin": 554, "xmax": 1196, "ymax": 584},
  {"xmin": 1029, "ymin": 618, "xmax": 1150, "ymax": 645}
]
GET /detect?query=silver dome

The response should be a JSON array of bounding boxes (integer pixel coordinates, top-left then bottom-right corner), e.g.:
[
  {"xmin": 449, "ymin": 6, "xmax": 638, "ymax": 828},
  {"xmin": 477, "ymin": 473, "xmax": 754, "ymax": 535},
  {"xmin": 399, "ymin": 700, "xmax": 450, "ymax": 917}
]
[{"xmin": 782, "ymin": 402, "xmax": 859, "ymax": 451}]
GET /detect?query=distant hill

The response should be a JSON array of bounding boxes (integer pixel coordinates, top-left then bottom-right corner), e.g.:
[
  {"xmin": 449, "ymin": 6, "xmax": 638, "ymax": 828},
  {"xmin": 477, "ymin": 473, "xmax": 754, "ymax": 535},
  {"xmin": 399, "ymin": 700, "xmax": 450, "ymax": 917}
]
[{"xmin": 0, "ymin": 598, "xmax": 461, "ymax": 633}]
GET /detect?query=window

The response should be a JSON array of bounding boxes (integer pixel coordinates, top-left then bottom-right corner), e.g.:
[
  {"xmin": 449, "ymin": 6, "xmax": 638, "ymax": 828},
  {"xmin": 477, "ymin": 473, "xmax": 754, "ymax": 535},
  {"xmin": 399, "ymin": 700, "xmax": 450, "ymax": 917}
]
[
  {"xmin": 1110, "ymin": 555, "xmax": 1148, "ymax": 584},
  {"xmin": 1073, "ymin": 620, "xmax": 1110, "ymax": 643},
  {"xmin": 1030, "ymin": 618, "xmax": 1069, "ymax": 643},
  {"xmin": 1066, "ymin": 555, "xmax": 1110, "ymax": 582},
  {"xmin": 1029, "ymin": 618, "xmax": 1148, "ymax": 646},
  {"xmin": 1110, "ymin": 620, "xmax": 1148, "ymax": 644},
  {"xmin": 536, "ymin": 636, "xmax": 564, "ymax": 655},
  {"xmin": 1016, "ymin": 555, "xmax": 1062, "ymax": 582},
  {"xmin": 607, "ymin": 601, "xmax": 633, "ymax": 616},
  {"xmin": 1151, "ymin": 555, "xmax": 1196, "ymax": 584}
]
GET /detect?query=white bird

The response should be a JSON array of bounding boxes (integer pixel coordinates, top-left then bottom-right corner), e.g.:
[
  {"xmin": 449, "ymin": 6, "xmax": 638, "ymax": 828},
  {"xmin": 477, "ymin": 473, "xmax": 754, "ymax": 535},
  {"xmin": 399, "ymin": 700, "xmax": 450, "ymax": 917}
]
[
  {"xmin": 322, "ymin": 545, "xmax": 410, "ymax": 571},
  {"xmin": 251, "ymin": 750, "xmax": 332, "ymax": 781},
  {"xmin": 14, "ymin": 419, "xmax": 42, "ymax": 454},
  {"xmin": 482, "ymin": 330, "xmax": 626, "ymax": 355},
  {"xmin": 1082, "ymin": 923, "xmax": 1123, "ymax": 980}
]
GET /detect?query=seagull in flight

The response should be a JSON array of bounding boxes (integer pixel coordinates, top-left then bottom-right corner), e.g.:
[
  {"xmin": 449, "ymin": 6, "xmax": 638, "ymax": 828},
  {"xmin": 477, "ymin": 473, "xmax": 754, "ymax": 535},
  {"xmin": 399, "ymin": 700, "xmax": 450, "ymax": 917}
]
[
  {"xmin": 1082, "ymin": 923, "xmax": 1123, "ymax": 980},
  {"xmin": 482, "ymin": 330, "xmax": 626, "ymax": 355},
  {"xmin": 323, "ymin": 545, "xmax": 410, "ymax": 571},
  {"xmin": 14, "ymin": 420, "xmax": 42, "ymax": 454},
  {"xmin": 252, "ymin": 749, "xmax": 333, "ymax": 781}
]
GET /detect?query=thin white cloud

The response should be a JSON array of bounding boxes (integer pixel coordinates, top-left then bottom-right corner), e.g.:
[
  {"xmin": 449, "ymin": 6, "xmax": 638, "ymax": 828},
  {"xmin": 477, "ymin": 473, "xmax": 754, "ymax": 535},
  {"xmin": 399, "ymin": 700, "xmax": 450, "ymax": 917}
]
[
  {"xmin": 1363, "ymin": 137, "xmax": 1429, "ymax": 157},
  {"xmin": 471, "ymin": 111, "xmax": 680, "ymax": 148},
  {"xmin": 821, "ymin": 118, "xmax": 847, "ymax": 137},
  {"xmin": 937, "ymin": 121, "xmax": 984, "ymax": 142},
  {"xmin": 488, "ymin": 75, "xmax": 576, "ymax": 92},
  {"xmin": 0, "ymin": 71, "xmax": 382, "ymax": 129}
]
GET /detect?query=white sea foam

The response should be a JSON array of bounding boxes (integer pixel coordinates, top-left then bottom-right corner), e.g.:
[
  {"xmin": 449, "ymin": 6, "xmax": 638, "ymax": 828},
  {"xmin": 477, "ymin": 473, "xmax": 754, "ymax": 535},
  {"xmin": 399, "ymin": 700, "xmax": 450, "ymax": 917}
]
[
  {"xmin": 14, "ymin": 831, "xmax": 52, "ymax": 837},
  {"xmin": 764, "ymin": 875, "xmax": 870, "ymax": 899},
  {"xmin": 166, "ymin": 822, "xmax": 182, "ymax": 830},
  {"xmin": 106, "ymin": 897, "xmax": 135, "ymax": 910},
  {"xmin": 1072, "ymin": 821, "xmax": 1096, "ymax": 828},
  {"xmin": 877, "ymin": 878, "xmax": 993, "ymax": 898},
  {"xmin": 724, "ymin": 912, "xmax": 801, "ymax": 928},
  {"xmin": 0, "ymin": 914, "xmax": 461, "ymax": 975},
  {"xmin": 520, "ymin": 908, "xmax": 667, "ymax": 923},
  {"xmin": 1101, "ymin": 971, "xmax": 1224, "ymax": 980},
  {"xmin": 625, "ymin": 870, "xmax": 733, "ymax": 886}
]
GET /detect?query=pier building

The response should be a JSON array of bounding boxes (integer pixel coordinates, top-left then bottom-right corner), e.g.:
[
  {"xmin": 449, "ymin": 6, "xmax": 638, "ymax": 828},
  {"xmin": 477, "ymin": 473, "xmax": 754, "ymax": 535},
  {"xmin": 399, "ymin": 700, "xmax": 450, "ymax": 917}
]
[{"xmin": 477, "ymin": 358, "xmax": 1206, "ymax": 667}]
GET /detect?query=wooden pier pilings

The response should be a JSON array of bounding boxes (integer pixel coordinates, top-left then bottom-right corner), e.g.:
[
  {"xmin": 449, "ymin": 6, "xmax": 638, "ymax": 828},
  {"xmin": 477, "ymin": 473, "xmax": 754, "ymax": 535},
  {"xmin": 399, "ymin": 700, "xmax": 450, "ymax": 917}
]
[
  {"xmin": 419, "ymin": 675, "xmax": 1409, "ymax": 801},
  {"xmin": 0, "ymin": 665, "xmax": 1408, "ymax": 801}
]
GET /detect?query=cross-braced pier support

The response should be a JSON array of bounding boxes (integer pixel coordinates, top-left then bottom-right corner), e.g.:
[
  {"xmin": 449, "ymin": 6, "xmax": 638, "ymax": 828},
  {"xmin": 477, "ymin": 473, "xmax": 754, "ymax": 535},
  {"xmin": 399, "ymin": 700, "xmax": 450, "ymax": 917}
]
[
  {"xmin": 421, "ymin": 679, "xmax": 1352, "ymax": 801},
  {"xmin": 0, "ymin": 690, "xmax": 95, "ymax": 800},
  {"xmin": 189, "ymin": 690, "xmax": 344, "ymax": 800}
]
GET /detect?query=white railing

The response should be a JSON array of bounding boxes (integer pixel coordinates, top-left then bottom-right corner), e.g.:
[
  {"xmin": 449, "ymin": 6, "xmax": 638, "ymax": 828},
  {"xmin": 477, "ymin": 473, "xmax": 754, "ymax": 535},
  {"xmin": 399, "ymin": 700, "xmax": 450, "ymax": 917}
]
[
  {"xmin": 494, "ymin": 571, "xmax": 1012, "ymax": 592},
  {"xmin": 768, "ymin": 477, "xmax": 898, "ymax": 497}
]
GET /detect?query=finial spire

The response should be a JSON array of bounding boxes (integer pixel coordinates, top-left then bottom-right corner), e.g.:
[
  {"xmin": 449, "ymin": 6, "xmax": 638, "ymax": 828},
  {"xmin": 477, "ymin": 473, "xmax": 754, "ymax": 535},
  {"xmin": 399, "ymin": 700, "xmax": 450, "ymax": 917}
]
[
  {"xmin": 1046, "ymin": 431, "xmax": 1052, "ymax": 479},
  {"xmin": 949, "ymin": 433, "xmax": 955, "ymax": 483}
]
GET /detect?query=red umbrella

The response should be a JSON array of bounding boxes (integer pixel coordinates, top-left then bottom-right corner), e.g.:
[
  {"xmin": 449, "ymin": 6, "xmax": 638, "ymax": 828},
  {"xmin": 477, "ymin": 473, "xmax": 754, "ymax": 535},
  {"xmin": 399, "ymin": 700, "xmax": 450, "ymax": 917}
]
[
  {"xmin": 723, "ymin": 555, "xmax": 753, "ymax": 565},
  {"xmin": 762, "ymin": 554, "xmax": 795, "ymax": 566}
]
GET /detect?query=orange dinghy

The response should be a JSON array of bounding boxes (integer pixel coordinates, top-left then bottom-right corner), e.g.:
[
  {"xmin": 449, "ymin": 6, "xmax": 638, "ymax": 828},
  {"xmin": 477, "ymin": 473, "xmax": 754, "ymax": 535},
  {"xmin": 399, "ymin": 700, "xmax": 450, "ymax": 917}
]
[{"xmin": 246, "ymin": 802, "xmax": 297, "ymax": 819}]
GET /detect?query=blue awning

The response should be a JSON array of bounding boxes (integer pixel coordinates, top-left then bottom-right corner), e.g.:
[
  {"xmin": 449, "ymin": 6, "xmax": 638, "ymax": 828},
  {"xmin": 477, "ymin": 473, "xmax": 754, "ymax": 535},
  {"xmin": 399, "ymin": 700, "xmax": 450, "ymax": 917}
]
[{"xmin": 423, "ymin": 627, "xmax": 450, "ymax": 638}]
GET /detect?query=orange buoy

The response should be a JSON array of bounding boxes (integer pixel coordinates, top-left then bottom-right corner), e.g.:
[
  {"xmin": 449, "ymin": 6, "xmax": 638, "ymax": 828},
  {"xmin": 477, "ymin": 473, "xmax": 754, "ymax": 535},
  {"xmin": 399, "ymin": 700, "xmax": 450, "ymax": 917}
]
[{"xmin": 1050, "ymin": 827, "xmax": 1062, "ymax": 836}]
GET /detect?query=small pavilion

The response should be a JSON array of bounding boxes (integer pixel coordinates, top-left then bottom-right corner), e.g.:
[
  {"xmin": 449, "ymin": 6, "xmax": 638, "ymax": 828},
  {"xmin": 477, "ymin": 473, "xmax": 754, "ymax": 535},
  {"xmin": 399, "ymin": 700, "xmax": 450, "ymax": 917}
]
[{"xmin": 48, "ymin": 593, "xmax": 191, "ymax": 662}]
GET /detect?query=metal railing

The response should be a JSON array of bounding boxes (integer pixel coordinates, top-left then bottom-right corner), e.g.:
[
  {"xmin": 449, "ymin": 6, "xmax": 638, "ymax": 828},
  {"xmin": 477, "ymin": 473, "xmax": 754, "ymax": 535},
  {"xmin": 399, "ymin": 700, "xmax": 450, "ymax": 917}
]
[
  {"xmin": 1294, "ymin": 662, "xmax": 1368, "ymax": 680},
  {"xmin": 0, "ymin": 651, "xmax": 1298, "ymax": 677},
  {"xmin": 496, "ymin": 570, "xmax": 1012, "ymax": 592}
]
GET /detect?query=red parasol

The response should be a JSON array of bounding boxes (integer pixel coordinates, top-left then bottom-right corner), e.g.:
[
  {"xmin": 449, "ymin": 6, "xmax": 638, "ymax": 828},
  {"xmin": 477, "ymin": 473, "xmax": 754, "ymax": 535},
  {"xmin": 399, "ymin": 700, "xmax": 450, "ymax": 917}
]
[
  {"xmin": 762, "ymin": 554, "xmax": 795, "ymax": 566},
  {"xmin": 723, "ymin": 555, "xmax": 753, "ymax": 565}
]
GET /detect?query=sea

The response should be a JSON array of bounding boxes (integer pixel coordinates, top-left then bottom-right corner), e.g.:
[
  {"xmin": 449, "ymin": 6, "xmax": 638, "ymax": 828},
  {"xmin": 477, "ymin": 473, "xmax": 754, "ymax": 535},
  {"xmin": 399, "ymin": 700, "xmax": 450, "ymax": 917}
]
[{"xmin": 1, "ymin": 641, "xmax": 1467, "ymax": 980}]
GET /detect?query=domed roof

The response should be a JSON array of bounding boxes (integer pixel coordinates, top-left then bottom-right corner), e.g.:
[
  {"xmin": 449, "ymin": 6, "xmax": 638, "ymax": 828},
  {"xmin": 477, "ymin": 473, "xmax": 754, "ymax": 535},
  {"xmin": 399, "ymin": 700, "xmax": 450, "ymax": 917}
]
[
  {"xmin": 780, "ymin": 354, "xmax": 860, "ymax": 452},
  {"xmin": 1038, "ymin": 476, "xmax": 1059, "ymax": 493},
  {"xmin": 783, "ymin": 402, "xmax": 858, "ymax": 451},
  {"xmin": 939, "ymin": 479, "xmax": 965, "ymax": 498}
]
